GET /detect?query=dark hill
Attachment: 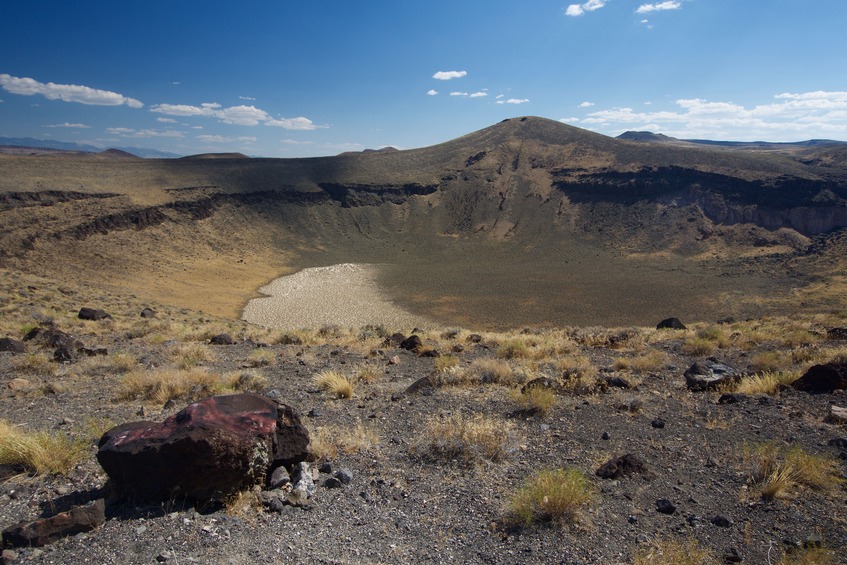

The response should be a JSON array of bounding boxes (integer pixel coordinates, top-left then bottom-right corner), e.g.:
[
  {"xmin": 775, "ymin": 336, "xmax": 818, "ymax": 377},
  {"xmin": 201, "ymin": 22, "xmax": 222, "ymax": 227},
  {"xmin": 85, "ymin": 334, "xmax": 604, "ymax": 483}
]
[{"xmin": 1, "ymin": 116, "xmax": 847, "ymax": 327}]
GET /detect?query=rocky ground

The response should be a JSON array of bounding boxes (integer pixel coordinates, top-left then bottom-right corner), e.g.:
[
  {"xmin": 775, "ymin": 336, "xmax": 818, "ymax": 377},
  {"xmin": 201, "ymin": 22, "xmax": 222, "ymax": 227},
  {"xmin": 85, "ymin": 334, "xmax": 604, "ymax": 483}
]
[{"xmin": 1, "ymin": 270, "xmax": 846, "ymax": 564}]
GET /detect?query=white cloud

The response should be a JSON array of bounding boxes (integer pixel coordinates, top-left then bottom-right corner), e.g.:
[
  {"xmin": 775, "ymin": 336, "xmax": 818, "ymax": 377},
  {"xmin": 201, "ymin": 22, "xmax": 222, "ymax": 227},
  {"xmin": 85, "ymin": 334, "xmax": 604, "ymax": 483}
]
[
  {"xmin": 497, "ymin": 98, "xmax": 530, "ymax": 105},
  {"xmin": 636, "ymin": 2, "xmax": 681, "ymax": 13},
  {"xmin": 151, "ymin": 102, "xmax": 324, "ymax": 130},
  {"xmin": 156, "ymin": 117, "xmax": 177, "ymax": 123},
  {"xmin": 0, "ymin": 74, "xmax": 143, "ymax": 108},
  {"xmin": 45, "ymin": 122, "xmax": 90, "ymax": 128},
  {"xmin": 450, "ymin": 92, "xmax": 468, "ymax": 97},
  {"xmin": 565, "ymin": 0, "xmax": 605, "ymax": 17},
  {"xmin": 265, "ymin": 116, "xmax": 322, "ymax": 130},
  {"xmin": 106, "ymin": 127, "xmax": 184, "ymax": 138},
  {"xmin": 196, "ymin": 134, "xmax": 256, "ymax": 143},
  {"xmin": 239, "ymin": 96, "xmax": 256, "ymax": 101},
  {"xmin": 470, "ymin": 91, "xmax": 488, "ymax": 98},
  {"xmin": 427, "ymin": 89, "xmax": 438, "ymax": 96},
  {"xmin": 575, "ymin": 91, "xmax": 847, "ymax": 140},
  {"xmin": 496, "ymin": 94, "xmax": 504, "ymax": 99},
  {"xmin": 433, "ymin": 71, "xmax": 467, "ymax": 80},
  {"xmin": 281, "ymin": 139, "xmax": 316, "ymax": 145},
  {"xmin": 579, "ymin": 101, "xmax": 595, "ymax": 107}
]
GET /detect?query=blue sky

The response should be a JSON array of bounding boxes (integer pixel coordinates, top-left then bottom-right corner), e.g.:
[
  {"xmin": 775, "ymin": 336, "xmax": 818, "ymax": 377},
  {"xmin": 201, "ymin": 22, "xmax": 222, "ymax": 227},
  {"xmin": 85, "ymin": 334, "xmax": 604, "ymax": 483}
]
[{"xmin": 2, "ymin": 1, "xmax": 846, "ymax": 157}]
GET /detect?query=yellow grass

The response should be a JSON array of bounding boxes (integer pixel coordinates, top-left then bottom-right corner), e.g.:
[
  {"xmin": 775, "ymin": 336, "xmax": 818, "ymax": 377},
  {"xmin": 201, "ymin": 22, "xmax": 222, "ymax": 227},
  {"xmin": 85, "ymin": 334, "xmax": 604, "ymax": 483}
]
[
  {"xmin": 117, "ymin": 368, "xmax": 222, "ymax": 403},
  {"xmin": 309, "ymin": 421, "xmax": 380, "ymax": 460},
  {"xmin": 313, "ymin": 370, "xmax": 354, "ymax": 399},
  {"xmin": 412, "ymin": 413, "xmax": 514, "ymax": 464},
  {"xmin": 747, "ymin": 443, "xmax": 845, "ymax": 500},
  {"xmin": 507, "ymin": 468, "xmax": 596, "ymax": 526},
  {"xmin": 632, "ymin": 535, "xmax": 715, "ymax": 565},
  {"xmin": 0, "ymin": 419, "xmax": 89, "ymax": 476},
  {"xmin": 511, "ymin": 386, "xmax": 558, "ymax": 416}
]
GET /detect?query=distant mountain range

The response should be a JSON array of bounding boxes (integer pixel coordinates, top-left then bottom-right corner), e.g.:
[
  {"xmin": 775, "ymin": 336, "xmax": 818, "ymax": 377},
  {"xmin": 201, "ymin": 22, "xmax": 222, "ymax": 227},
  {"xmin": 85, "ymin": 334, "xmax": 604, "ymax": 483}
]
[
  {"xmin": 616, "ymin": 131, "xmax": 847, "ymax": 151},
  {"xmin": 0, "ymin": 136, "xmax": 181, "ymax": 158}
]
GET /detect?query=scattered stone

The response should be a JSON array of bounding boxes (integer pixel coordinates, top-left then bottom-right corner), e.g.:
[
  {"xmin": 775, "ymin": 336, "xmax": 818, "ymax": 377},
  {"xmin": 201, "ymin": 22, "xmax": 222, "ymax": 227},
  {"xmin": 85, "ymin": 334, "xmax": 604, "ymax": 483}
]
[
  {"xmin": 307, "ymin": 408, "xmax": 322, "ymax": 418},
  {"xmin": 53, "ymin": 346, "xmax": 76, "ymax": 363},
  {"xmin": 793, "ymin": 362, "xmax": 847, "ymax": 393},
  {"xmin": 288, "ymin": 462, "xmax": 315, "ymax": 506},
  {"xmin": 78, "ymin": 307, "xmax": 112, "ymax": 321},
  {"xmin": 140, "ymin": 308, "xmax": 157, "ymax": 319},
  {"xmin": 318, "ymin": 462, "xmax": 333, "ymax": 474},
  {"xmin": 452, "ymin": 344, "xmax": 464, "ymax": 353},
  {"xmin": 603, "ymin": 376, "xmax": 632, "ymax": 389},
  {"xmin": 711, "ymin": 515, "xmax": 734, "ymax": 528},
  {"xmin": 614, "ymin": 398, "xmax": 643, "ymax": 413},
  {"xmin": 2, "ymin": 549, "xmax": 19, "ymax": 563},
  {"xmin": 23, "ymin": 327, "xmax": 81, "ymax": 350},
  {"xmin": 268, "ymin": 466, "xmax": 290, "ymax": 489},
  {"xmin": 384, "ymin": 333, "xmax": 406, "ymax": 347},
  {"xmin": 651, "ymin": 418, "xmax": 666, "ymax": 429},
  {"xmin": 718, "ymin": 393, "xmax": 746, "ymax": 405},
  {"xmin": 156, "ymin": 550, "xmax": 176, "ymax": 562},
  {"xmin": 6, "ymin": 378, "xmax": 33, "ymax": 393},
  {"xmin": 419, "ymin": 349, "xmax": 440, "ymax": 358},
  {"xmin": 259, "ymin": 490, "xmax": 286, "ymax": 513},
  {"xmin": 335, "ymin": 468, "xmax": 353, "ymax": 485},
  {"xmin": 0, "ymin": 338, "xmax": 25, "ymax": 354},
  {"xmin": 209, "ymin": 333, "xmax": 235, "ymax": 345},
  {"xmin": 656, "ymin": 498, "xmax": 676, "ymax": 515},
  {"xmin": 405, "ymin": 376, "xmax": 434, "ymax": 395},
  {"xmin": 399, "ymin": 335, "xmax": 422, "ymax": 351},
  {"xmin": 596, "ymin": 454, "xmax": 648, "ymax": 479},
  {"xmin": 467, "ymin": 334, "xmax": 482, "ymax": 344},
  {"xmin": 684, "ymin": 360, "xmax": 742, "ymax": 392},
  {"xmin": 826, "ymin": 327, "xmax": 847, "ymax": 340},
  {"xmin": 2, "ymin": 499, "xmax": 105, "ymax": 548},
  {"xmin": 388, "ymin": 355, "xmax": 401, "ymax": 365},
  {"xmin": 826, "ymin": 405, "xmax": 847, "ymax": 425},
  {"xmin": 97, "ymin": 393, "xmax": 309, "ymax": 502},
  {"xmin": 723, "ymin": 547, "xmax": 743, "ymax": 563},
  {"xmin": 656, "ymin": 317, "xmax": 687, "ymax": 330},
  {"xmin": 324, "ymin": 477, "xmax": 344, "ymax": 489},
  {"xmin": 827, "ymin": 437, "xmax": 847, "ymax": 448},
  {"xmin": 686, "ymin": 514, "xmax": 703, "ymax": 527},
  {"xmin": 602, "ymin": 431, "xmax": 610, "ymax": 440}
]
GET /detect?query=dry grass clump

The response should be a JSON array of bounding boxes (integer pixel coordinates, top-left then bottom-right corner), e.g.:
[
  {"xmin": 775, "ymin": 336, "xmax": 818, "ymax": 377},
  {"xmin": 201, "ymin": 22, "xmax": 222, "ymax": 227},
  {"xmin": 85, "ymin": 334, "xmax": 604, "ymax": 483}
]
[
  {"xmin": 682, "ymin": 337, "xmax": 718, "ymax": 357},
  {"xmin": 433, "ymin": 355, "xmax": 460, "ymax": 373},
  {"xmin": 632, "ymin": 535, "xmax": 715, "ymax": 565},
  {"xmin": 0, "ymin": 419, "xmax": 89, "ymax": 476},
  {"xmin": 309, "ymin": 421, "xmax": 380, "ymax": 461},
  {"xmin": 170, "ymin": 343, "xmax": 215, "ymax": 369},
  {"xmin": 507, "ymin": 468, "xmax": 596, "ymax": 527},
  {"xmin": 313, "ymin": 370, "xmax": 354, "ymax": 399},
  {"xmin": 612, "ymin": 349, "xmax": 667, "ymax": 373},
  {"xmin": 728, "ymin": 371, "xmax": 799, "ymax": 395},
  {"xmin": 496, "ymin": 339, "xmax": 532, "ymax": 359},
  {"xmin": 511, "ymin": 386, "xmax": 558, "ymax": 416},
  {"xmin": 117, "ymin": 368, "xmax": 222, "ymax": 403},
  {"xmin": 412, "ymin": 413, "xmax": 515, "ymax": 464},
  {"xmin": 556, "ymin": 354, "xmax": 598, "ymax": 381},
  {"xmin": 223, "ymin": 371, "xmax": 269, "ymax": 393},
  {"xmin": 244, "ymin": 348, "xmax": 277, "ymax": 368},
  {"xmin": 746, "ymin": 443, "xmax": 845, "ymax": 500},
  {"xmin": 473, "ymin": 358, "xmax": 519, "ymax": 384},
  {"xmin": 748, "ymin": 350, "xmax": 793, "ymax": 373},
  {"xmin": 11, "ymin": 352, "xmax": 58, "ymax": 377},
  {"xmin": 74, "ymin": 352, "xmax": 138, "ymax": 376},
  {"xmin": 778, "ymin": 546, "xmax": 837, "ymax": 565},
  {"xmin": 354, "ymin": 360, "xmax": 384, "ymax": 384}
]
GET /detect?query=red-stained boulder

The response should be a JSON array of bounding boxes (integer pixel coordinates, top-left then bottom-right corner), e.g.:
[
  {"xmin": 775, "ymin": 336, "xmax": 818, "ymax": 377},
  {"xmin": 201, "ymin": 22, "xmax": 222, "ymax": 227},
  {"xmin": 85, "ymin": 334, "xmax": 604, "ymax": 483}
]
[{"xmin": 97, "ymin": 393, "xmax": 309, "ymax": 502}]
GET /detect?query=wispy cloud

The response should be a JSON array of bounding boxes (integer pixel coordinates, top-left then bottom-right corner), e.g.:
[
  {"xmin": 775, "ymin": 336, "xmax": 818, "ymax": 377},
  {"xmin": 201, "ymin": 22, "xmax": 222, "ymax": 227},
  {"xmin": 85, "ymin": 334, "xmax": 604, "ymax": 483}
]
[
  {"xmin": 156, "ymin": 117, "xmax": 177, "ymax": 123},
  {"xmin": 433, "ymin": 70, "xmax": 467, "ymax": 80},
  {"xmin": 565, "ymin": 0, "xmax": 606, "ymax": 17},
  {"xmin": 44, "ymin": 122, "xmax": 90, "ymax": 128},
  {"xmin": 150, "ymin": 102, "xmax": 324, "ymax": 130},
  {"xmin": 281, "ymin": 139, "xmax": 316, "ymax": 145},
  {"xmin": 196, "ymin": 134, "xmax": 256, "ymax": 143},
  {"xmin": 450, "ymin": 92, "xmax": 469, "ymax": 97},
  {"xmin": 0, "ymin": 74, "xmax": 143, "ymax": 108},
  {"xmin": 579, "ymin": 101, "xmax": 595, "ymax": 107},
  {"xmin": 239, "ymin": 96, "xmax": 256, "ymax": 101},
  {"xmin": 427, "ymin": 89, "xmax": 438, "ymax": 96},
  {"xmin": 470, "ymin": 91, "xmax": 488, "ymax": 98},
  {"xmin": 636, "ymin": 1, "xmax": 681, "ymax": 13},
  {"xmin": 497, "ymin": 98, "xmax": 530, "ymax": 105},
  {"xmin": 569, "ymin": 90, "xmax": 847, "ymax": 140},
  {"xmin": 107, "ymin": 127, "xmax": 184, "ymax": 138}
]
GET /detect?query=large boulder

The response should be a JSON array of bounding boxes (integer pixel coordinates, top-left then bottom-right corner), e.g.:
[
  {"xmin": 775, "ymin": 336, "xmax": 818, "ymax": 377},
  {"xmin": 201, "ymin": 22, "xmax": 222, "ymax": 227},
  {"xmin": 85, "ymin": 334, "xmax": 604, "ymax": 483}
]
[
  {"xmin": 23, "ymin": 326, "xmax": 81, "ymax": 350},
  {"xmin": 792, "ymin": 362, "xmax": 847, "ymax": 394},
  {"xmin": 684, "ymin": 360, "xmax": 742, "ymax": 392},
  {"xmin": 0, "ymin": 338, "xmax": 26, "ymax": 354},
  {"xmin": 656, "ymin": 317, "xmax": 687, "ymax": 330},
  {"xmin": 97, "ymin": 393, "xmax": 310, "ymax": 502},
  {"xmin": 78, "ymin": 307, "xmax": 112, "ymax": 321}
]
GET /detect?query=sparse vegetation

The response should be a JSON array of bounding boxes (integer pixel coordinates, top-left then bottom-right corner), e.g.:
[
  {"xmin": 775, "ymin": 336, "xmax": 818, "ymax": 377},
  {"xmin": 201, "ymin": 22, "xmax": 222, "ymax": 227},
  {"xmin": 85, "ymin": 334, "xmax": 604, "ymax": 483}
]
[
  {"xmin": 632, "ymin": 535, "xmax": 715, "ymax": 565},
  {"xmin": 117, "ymin": 368, "xmax": 222, "ymax": 403},
  {"xmin": 746, "ymin": 443, "xmax": 845, "ymax": 500},
  {"xmin": 412, "ymin": 413, "xmax": 514, "ymax": 464},
  {"xmin": 171, "ymin": 343, "xmax": 215, "ymax": 369},
  {"xmin": 728, "ymin": 371, "xmax": 799, "ymax": 395},
  {"xmin": 612, "ymin": 349, "xmax": 667, "ymax": 373},
  {"xmin": 511, "ymin": 385, "xmax": 558, "ymax": 416},
  {"xmin": 313, "ymin": 370, "xmax": 354, "ymax": 398},
  {"xmin": 0, "ymin": 419, "xmax": 89, "ymax": 476},
  {"xmin": 778, "ymin": 546, "xmax": 837, "ymax": 565},
  {"xmin": 507, "ymin": 468, "xmax": 596, "ymax": 527},
  {"xmin": 309, "ymin": 421, "xmax": 380, "ymax": 461}
]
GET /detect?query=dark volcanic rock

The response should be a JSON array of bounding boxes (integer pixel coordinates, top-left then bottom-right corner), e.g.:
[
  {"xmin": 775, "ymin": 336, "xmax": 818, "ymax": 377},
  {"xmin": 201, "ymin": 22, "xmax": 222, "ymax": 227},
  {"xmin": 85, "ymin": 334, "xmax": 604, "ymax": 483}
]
[
  {"xmin": 656, "ymin": 498, "xmax": 676, "ymax": 515},
  {"xmin": 656, "ymin": 317, "xmax": 687, "ymax": 330},
  {"xmin": 792, "ymin": 362, "xmax": 847, "ymax": 393},
  {"xmin": 827, "ymin": 327, "xmax": 847, "ymax": 340},
  {"xmin": 140, "ymin": 307, "xmax": 157, "ymax": 319},
  {"xmin": 78, "ymin": 307, "xmax": 112, "ymax": 321},
  {"xmin": 399, "ymin": 335, "xmax": 422, "ymax": 351},
  {"xmin": 2, "ymin": 499, "xmax": 105, "ymax": 548},
  {"xmin": 684, "ymin": 360, "xmax": 742, "ymax": 392},
  {"xmin": 0, "ymin": 338, "xmax": 25, "ymax": 354},
  {"xmin": 596, "ymin": 453, "xmax": 648, "ymax": 479},
  {"xmin": 521, "ymin": 377, "xmax": 565, "ymax": 395},
  {"xmin": 209, "ymin": 333, "xmax": 235, "ymax": 345},
  {"xmin": 23, "ymin": 326, "xmax": 81, "ymax": 350},
  {"xmin": 97, "ymin": 393, "xmax": 310, "ymax": 502}
]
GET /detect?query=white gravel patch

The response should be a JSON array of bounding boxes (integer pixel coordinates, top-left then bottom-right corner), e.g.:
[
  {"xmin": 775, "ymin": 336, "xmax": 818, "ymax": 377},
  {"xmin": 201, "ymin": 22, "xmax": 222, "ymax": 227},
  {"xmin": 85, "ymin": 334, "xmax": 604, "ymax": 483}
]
[{"xmin": 242, "ymin": 263, "xmax": 434, "ymax": 330}]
